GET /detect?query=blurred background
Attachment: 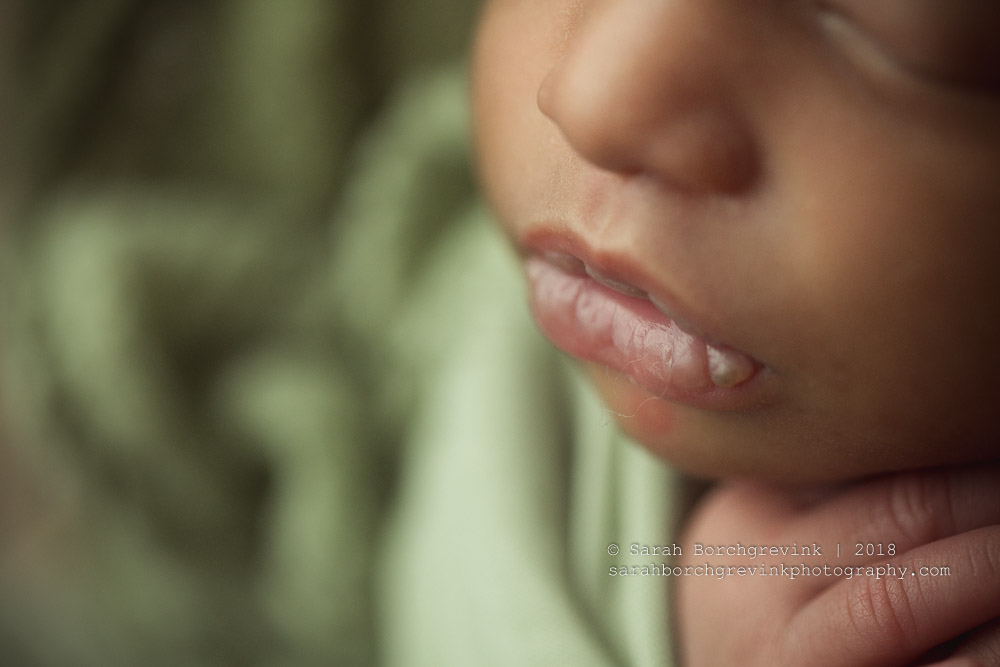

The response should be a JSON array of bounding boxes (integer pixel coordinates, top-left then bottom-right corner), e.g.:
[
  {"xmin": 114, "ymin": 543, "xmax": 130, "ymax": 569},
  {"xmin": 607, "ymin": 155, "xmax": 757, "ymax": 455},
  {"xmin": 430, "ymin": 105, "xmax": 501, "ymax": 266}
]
[
  {"xmin": 17, "ymin": 0, "xmax": 478, "ymax": 209},
  {"xmin": 2, "ymin": 1, "xmax": 481, "ymax": 664}
]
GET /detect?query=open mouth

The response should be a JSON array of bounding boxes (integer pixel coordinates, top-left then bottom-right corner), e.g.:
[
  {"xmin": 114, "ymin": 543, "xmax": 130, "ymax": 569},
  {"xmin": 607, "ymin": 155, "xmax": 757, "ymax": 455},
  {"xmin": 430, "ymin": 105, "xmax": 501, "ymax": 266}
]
[{"xmin": 524, "ymin": 250, "xmax": 764, "ymax": 409}]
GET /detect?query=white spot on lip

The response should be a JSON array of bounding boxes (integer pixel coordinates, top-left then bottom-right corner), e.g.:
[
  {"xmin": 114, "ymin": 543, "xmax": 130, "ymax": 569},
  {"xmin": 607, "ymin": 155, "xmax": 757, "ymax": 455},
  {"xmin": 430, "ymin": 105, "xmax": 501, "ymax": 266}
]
[
  {"xmin": 538, "ymin": 251, "xmax": 762, "ymax": 387},
  {"xmin": 706, "ymin": 344, "xmax": 756, "ymax": 387}
]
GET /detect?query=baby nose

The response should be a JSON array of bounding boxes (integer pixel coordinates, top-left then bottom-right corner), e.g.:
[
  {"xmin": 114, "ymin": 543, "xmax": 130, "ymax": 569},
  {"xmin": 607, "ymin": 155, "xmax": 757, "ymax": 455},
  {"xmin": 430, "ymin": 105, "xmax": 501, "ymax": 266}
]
[{"xmin": 536, "ymin": 0, "xmax": 760, "ymax": 195}]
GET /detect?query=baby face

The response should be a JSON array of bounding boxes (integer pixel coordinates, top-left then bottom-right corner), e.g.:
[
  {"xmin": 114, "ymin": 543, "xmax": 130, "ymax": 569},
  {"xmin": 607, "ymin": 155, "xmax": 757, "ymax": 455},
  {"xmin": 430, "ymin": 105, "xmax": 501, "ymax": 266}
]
[{"xmin": 472, "ymin": 1, "xmax": 1000, "ymax": 481}]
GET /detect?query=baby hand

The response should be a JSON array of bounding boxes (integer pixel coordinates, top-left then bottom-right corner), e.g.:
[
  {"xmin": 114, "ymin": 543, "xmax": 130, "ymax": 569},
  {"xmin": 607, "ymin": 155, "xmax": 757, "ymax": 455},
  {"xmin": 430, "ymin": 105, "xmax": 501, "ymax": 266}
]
[{"xmin": 676, "ymin": 465, "xmax": 1000, "ymax": 666}]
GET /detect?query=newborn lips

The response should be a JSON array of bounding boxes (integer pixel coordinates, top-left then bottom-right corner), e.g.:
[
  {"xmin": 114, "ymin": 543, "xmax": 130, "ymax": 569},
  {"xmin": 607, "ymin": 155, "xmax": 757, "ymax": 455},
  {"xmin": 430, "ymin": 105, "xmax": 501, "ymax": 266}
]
[
  {"xmin": 584, "ymin": 263, "xmax": 648, "ymax": 299},
  {"xmin": 525, "ymin": 252, "xmax": 759, "ymax": 404}
]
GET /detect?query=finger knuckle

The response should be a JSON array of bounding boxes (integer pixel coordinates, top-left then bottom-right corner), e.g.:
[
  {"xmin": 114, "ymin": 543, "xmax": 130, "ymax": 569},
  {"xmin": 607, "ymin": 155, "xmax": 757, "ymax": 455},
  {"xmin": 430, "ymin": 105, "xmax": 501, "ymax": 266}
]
[
  {"xmin": 845, "ymin": 572, "xmax": 921, "ymax": 652},
  {"xmin": 880, "ymin": 471, "xmax": 952, "ymax": 546},
  {"xmin": 966, "ymin": 525, "xmax": 1000, "ymax": 582}
]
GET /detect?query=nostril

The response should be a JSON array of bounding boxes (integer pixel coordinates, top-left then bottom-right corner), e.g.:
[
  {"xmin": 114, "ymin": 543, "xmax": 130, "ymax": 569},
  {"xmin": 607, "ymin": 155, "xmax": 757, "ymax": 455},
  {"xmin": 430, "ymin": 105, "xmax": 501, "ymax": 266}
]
[
  {"xmin": 535, "ymin": 59, "xmax": 760, "ymax": 195},
  {"xmin": 659, "ymin": 110, "xmax": 761, "ymax": 194},
  {"xmin": 530, "ymin": 5, "xmax": 761, "ymax": 196},
  {"xmin": 535, "ymin": 59, "xmax": 648, "ymax": 174}
]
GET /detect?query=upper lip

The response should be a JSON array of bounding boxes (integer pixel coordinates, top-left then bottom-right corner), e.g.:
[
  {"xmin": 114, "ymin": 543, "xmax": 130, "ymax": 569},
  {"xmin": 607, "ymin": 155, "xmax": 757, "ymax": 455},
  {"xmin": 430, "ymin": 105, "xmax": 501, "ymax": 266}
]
[{"xmin": 521, "ymin": 226, "xmax": 727, "ymax": 346}]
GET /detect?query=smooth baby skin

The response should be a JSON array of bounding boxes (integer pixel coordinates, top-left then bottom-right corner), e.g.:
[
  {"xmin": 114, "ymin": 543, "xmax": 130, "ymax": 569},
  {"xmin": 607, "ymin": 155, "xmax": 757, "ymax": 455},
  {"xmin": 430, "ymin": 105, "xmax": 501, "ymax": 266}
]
[
  {"xmin": 474, "ymin": 0, "xmax": 1000, "ymax": 482},
  {"xmin": 472, "ymin": 0, "xmax": 1000, "ymax": 663}
]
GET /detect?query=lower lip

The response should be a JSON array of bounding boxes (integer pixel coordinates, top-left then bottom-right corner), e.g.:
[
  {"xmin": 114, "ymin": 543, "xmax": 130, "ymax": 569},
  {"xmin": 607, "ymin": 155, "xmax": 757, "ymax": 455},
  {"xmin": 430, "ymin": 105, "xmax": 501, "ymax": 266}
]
[{"xmin": 525, "ymin": 256, "xmax": 760, "ymax": 409}]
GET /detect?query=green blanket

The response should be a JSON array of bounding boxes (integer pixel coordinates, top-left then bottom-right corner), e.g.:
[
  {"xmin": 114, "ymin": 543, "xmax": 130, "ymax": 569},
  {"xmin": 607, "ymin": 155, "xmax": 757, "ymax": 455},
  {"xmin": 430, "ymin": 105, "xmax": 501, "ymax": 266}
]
[{"xmin": 3, "ymin": 3, "xmax": 680, "ymax": 664}]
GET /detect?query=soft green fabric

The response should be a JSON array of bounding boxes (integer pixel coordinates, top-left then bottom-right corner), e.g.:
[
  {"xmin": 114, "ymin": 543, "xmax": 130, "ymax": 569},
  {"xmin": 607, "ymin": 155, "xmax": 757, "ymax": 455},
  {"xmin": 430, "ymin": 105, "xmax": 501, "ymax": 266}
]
[
  {"xmin": 4, "ymin": 3, "xmax": 680, "ymax": 664},
  {"xmin": 375, "ymin": 212, "xmax": 678, "ymax": 666}
]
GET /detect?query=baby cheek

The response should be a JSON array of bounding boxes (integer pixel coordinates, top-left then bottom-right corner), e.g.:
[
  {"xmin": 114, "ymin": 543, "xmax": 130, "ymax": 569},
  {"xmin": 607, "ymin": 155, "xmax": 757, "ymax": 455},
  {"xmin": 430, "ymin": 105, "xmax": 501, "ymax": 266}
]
[{"xmin": 473, "ymin": 2, "xmax": 568, "ymax": 224}]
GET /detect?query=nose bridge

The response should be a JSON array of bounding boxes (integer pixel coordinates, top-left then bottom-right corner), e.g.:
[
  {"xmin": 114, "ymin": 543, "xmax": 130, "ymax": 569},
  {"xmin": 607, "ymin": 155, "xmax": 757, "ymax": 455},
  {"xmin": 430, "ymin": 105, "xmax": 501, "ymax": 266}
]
[{"xmin": 538, "ymin": 0, "xmax": 759, "ymax": 194}]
